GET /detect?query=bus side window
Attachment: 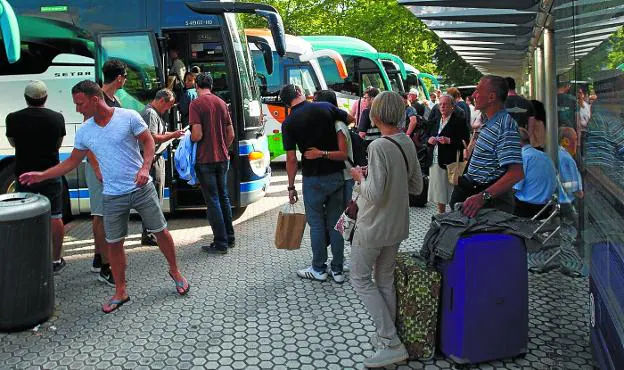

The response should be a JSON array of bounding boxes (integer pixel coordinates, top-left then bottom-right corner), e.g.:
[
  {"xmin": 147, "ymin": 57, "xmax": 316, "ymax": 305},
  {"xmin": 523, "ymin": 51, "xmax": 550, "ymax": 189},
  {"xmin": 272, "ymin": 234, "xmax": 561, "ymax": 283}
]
[{"xmin": 98, "ymin": 33, "xmax": 163, "ymax": 112}]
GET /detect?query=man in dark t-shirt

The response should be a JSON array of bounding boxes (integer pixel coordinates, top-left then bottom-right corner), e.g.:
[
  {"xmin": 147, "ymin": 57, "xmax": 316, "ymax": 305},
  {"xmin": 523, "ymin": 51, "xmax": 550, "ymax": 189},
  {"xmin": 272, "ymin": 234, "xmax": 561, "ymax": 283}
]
[
  {"xmin": 280, "ymin": 84, "xmax": 355, "ymax": 283},
  {"xmin": 505, "ymin": 77, "xmax": 535, "ymax": 129},
  {"xmin": 5, "ymin": 80, "xmax": 67, "ymax": 273},
  {"xmin": 190, "ymin": 72, "xmax": 236, "ymax": 254}
]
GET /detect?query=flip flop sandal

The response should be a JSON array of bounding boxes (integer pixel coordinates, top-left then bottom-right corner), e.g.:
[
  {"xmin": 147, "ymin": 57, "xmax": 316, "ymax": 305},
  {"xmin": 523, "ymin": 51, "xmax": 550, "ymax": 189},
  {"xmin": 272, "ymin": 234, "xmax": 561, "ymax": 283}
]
[
  {"xmin": 169, "ymin": 272, "xmax": 190, "ymax": 296},
  {"xmin": 102, "ymin": 296, "xmax": 130, "ymax": 314}
]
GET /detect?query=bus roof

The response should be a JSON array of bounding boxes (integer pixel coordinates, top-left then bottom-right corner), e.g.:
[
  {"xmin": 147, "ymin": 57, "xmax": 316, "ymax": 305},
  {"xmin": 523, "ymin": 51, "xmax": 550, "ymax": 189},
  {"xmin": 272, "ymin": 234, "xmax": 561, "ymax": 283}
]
[{"xmin": 301, "ymin": 35, "xmax": 377, "ymax": 53}]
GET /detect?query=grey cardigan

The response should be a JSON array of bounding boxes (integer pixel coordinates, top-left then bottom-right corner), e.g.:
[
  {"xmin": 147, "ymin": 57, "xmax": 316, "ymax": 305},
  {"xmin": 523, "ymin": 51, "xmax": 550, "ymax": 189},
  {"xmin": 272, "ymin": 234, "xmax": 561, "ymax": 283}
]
[{"xmin": 352, "ymin": 133, "xmax": 423, "ymax": 247}]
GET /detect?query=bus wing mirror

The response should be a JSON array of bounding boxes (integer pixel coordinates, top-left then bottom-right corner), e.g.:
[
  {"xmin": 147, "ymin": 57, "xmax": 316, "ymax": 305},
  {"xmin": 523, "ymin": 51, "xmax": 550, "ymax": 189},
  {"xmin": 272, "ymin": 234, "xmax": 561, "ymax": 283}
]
[
  {"xmin": 247, "ymin": 35, "xmax": 274, "ymax": 75},
  {"xmin": 300, "ymin": 49, "xmax": 348, "ymax": 80},
  {"xmin": 0, "ymin": 0, "xmax": 21, "ymax": 64},
  {"xmin": 254, "ymin": 10, "xmax": 285, "ymax": 57},
  {"xmin": 185, "ymin": 2, "xmax": 286, "ymax": 57}
]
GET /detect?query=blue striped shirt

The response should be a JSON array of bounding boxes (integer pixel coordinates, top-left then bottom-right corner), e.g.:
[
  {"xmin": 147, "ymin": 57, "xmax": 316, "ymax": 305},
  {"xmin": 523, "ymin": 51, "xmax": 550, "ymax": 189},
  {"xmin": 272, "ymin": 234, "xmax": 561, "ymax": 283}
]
[
  {"xmin": 513, "ymin": 145, "xmax": 557, "ymax": 204},
  {"xmin": 467, "ymin": 109, "xmax": 522, "ymax": 184},
  {"xmin": 558, "ymin": 146, "xmax": 583, "ymax": 204}
]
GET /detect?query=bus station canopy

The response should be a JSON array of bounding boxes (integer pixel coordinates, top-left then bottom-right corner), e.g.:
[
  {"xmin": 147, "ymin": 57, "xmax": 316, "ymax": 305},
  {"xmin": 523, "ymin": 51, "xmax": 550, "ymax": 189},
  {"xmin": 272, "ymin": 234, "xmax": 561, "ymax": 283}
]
[{"xmin": 399, "ymin": 0, "xmax": 624, "ymax": 80}]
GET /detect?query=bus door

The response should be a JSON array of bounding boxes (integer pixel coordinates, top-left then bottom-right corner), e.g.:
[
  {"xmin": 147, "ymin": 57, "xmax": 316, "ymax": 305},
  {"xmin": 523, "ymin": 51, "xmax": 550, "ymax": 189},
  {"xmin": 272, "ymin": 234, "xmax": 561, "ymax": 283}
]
[
  {"xmin": 95, "ymin": 31, "xmax": 168, "ymax": 206},
  {"xmin": 162, "ymin": 27, "xmax": 235, "ymax": 209}
]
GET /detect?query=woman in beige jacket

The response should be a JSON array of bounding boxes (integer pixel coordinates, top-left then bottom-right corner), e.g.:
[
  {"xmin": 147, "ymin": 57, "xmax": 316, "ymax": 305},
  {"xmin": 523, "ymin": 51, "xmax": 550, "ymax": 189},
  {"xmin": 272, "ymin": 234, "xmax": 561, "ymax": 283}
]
[{"xmin": 350, "ymin": 91, "xmax": 423, "ymax": 368}]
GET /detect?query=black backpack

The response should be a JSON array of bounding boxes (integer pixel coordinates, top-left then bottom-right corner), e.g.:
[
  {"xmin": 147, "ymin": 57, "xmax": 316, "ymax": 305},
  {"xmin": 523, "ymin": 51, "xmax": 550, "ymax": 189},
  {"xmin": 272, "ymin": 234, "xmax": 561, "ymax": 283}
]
[{"xmin": 348, "ymin": 128, "xmax": 368, "ymax": 167}]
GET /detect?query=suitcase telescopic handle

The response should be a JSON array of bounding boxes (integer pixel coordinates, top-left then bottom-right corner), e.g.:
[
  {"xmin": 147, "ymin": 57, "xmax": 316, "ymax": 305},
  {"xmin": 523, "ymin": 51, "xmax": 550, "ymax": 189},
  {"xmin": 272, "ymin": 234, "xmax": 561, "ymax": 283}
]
[{"xmin": 449, "ymin": 288, "xmax": 453, "ymax": 311}]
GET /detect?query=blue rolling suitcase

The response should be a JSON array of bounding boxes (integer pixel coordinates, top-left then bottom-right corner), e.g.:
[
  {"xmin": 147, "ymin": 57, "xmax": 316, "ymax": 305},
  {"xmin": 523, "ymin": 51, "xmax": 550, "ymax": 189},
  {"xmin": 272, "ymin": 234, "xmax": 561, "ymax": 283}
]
[
  {"xmin": 590, "ymin": 242, "xmax": 624, "ymax": 370},
  {"xmin": 438, "ymin": 233, "xmax": 529, "ymax": 365}
]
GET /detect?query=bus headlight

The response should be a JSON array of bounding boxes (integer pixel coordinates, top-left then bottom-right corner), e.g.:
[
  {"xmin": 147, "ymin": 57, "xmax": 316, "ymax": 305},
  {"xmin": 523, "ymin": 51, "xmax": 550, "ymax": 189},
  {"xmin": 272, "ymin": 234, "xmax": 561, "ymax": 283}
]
[{"xmin": 248, "ymin": 151, "xmax": 266, "ymax": 176}]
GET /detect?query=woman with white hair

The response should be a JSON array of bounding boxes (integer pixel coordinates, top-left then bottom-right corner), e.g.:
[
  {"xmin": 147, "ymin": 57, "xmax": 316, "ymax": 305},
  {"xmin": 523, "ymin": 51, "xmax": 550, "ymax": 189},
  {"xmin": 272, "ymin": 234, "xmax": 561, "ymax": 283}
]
[
  {"xmin": 350, "ymin": 91, "xmax": 423, "ymax": 368},
  {"xmin": 426, "ymin": 94, "xmax": 470, "ymax": 213}
]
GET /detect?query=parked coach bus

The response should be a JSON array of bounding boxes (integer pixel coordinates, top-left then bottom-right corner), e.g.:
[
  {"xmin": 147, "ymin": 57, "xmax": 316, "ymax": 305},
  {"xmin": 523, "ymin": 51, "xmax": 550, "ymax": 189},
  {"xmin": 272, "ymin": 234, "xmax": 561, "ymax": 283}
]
[
  {"xmin": 246, "ymin": 28, "xmax": 348, "ymax": 162},
  {"xmin": 0, "ymin": 0, "xmax": 286, "ymax": 219}
]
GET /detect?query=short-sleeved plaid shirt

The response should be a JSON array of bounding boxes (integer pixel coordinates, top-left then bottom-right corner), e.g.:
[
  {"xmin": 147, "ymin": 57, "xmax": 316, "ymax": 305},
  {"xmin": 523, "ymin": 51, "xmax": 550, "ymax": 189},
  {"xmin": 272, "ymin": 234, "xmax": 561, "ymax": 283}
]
[{"xmin": 467, "ymin": 109, "xmax": 523, "ymax": 184}]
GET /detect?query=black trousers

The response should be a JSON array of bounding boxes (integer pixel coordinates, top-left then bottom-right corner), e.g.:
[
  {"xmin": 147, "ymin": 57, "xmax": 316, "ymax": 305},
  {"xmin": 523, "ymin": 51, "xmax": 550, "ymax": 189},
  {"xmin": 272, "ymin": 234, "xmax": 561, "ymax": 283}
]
[
  {"xmin": 449, "ymin": 183, "xmax": 514, "ymax": 214},
  {"xmin": 513, "ymin": 198, "xmax": 551, "ymax": 220}
]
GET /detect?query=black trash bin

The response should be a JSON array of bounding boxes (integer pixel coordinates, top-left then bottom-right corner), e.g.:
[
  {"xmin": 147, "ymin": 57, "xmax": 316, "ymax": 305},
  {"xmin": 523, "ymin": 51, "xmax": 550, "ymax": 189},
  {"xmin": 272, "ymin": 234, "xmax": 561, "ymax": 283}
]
[{"xmin": 0, "ymin": 192, "xmax": 54, "ymax": 332}]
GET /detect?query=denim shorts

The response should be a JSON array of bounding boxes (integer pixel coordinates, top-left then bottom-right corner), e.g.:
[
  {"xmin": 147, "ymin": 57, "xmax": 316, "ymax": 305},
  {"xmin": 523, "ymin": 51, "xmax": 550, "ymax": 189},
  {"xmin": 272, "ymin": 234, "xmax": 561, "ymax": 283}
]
[
  {"xmin": 102, "ymin": 183, "xmax": 167, "ymax": 243},
  {"xmin": 16, "ymin": 179, "xmax": 63, "ymax": 219},
  {"xmin": 85, "ymin": 164, "xmax": 103, "ymax": 216}
]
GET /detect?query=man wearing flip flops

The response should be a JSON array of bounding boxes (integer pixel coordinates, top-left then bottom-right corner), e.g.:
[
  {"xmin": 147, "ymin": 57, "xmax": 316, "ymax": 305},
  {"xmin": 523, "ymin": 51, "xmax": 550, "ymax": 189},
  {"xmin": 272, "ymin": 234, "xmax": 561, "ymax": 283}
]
[{"xmin": 19, "ymin": 80, "xmax": 190, "ymax": 313}]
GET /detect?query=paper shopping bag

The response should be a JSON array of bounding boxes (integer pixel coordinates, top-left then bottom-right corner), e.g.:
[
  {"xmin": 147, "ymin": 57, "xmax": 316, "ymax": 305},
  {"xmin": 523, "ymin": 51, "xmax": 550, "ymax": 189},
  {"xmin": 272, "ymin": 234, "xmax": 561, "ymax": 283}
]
[{"xmin": 274, "ymin": 203, "xmax": 306, "ymax": 250}]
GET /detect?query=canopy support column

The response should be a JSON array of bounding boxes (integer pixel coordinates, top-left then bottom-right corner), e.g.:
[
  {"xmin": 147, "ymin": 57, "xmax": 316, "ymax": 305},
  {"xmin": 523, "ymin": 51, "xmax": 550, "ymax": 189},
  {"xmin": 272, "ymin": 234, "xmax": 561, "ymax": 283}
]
[{"xmin": 544, "ymin": 27, "xmax": 558, "ymax": 169}]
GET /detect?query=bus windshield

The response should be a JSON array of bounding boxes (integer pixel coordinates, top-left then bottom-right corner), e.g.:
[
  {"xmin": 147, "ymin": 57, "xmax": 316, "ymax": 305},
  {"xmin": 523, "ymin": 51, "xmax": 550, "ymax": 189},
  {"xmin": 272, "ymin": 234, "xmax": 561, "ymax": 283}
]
[
  {"xmin": 319, "ymin": 55, "xmax": 386, "ymax": 96},
  {"xmin": 251, "ymin": 51, "xmax": 320, "ymax": 97}
]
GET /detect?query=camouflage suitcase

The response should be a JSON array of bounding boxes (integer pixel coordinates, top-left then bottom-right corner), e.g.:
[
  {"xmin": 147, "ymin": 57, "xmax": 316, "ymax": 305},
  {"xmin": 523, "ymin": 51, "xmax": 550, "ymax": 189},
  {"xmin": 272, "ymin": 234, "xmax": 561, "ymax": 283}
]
[{"xmin": 394, "ymin": 252, "xmax": 441, "ymax": 360}]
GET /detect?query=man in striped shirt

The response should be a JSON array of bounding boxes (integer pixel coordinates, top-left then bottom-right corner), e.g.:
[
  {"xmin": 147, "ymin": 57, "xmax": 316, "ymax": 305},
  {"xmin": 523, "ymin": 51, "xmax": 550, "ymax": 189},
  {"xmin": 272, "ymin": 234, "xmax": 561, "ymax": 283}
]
[{"xmin": 451, "ymin": 75, "xmax": 524, "ymax": 217}]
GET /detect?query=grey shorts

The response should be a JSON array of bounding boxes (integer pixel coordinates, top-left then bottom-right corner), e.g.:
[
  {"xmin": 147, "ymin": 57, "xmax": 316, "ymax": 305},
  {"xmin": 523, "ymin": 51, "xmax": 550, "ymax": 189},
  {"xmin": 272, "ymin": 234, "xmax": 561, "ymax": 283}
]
[
  {"xmin": 102, "ymin": 183, "xmax": 167, "ymax": 243},
  {"xmin": 85, "ymin": 164, "xmax": 103, "ymax": 216}
]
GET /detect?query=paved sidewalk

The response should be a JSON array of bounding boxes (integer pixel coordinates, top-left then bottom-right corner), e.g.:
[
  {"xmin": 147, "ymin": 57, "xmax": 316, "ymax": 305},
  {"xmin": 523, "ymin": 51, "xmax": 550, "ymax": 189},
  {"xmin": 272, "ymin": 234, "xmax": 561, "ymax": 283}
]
[{"xmin": 0, "ymin": 169, "xmax": 593, "ymax": 369}]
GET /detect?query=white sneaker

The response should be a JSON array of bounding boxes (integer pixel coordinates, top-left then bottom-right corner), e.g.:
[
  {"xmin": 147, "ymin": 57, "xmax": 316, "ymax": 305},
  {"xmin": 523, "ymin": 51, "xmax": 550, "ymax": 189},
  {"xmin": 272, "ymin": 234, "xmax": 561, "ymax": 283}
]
[
  {"xmin": 297, "ymin": 266, "xmax": 327, "ymax": 281},
  {"xmin": 326, "ymin": 260, "xmax": 350, "ymax": 273},
  {"xmin": 363, "ymin": 343, "xmax": 409, "ymax": 368},
  {"xmin": 330, "ymin": 270, "xmax": 345, "ymax": 284}
]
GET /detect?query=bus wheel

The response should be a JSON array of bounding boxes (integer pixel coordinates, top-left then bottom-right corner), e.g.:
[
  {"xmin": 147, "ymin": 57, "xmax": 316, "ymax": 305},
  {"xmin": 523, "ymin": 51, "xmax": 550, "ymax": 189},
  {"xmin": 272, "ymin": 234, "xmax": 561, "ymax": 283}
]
[
  {"xmin": 0, "ymin": 162, "xmax": 17, "ymax": 194},
  {"xmin": 231, "ymin": 206, "xmax": 247, "ymax": 221}
]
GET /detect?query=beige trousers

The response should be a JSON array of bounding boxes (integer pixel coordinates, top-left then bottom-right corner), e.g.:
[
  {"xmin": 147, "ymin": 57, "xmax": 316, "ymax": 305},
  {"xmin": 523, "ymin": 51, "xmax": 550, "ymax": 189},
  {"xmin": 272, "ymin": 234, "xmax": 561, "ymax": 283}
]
[{"xmin": 350, "ymin": 242, "xmax": 401, "ymax": 346}]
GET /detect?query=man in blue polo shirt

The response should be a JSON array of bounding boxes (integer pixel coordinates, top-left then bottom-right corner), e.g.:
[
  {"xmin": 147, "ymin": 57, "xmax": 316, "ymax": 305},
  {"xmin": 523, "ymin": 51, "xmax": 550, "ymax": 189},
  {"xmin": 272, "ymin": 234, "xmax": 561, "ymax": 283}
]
[
  {"xmin": 512, "ymin": 128, "xmax": 557, "ymax": 218},
  {"xmin": 451, "ymin": 75, "xmax": 524, "ymax": 217}
]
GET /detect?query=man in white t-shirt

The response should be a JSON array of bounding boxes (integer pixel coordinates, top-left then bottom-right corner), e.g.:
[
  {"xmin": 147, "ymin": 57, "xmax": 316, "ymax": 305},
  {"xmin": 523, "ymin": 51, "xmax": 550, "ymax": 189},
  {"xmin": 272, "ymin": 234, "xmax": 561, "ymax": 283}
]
[{"xmin": 19, "ymin": 80, "xmax": 189, "ymax": 314}]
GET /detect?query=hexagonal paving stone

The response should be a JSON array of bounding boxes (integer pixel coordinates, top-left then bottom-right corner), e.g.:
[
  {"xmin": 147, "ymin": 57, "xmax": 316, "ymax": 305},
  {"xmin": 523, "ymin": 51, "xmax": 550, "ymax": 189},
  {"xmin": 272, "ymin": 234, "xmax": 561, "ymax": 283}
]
[{"xmin": 0, "ymin": 168, "xmax": 594, "ymax": 370}]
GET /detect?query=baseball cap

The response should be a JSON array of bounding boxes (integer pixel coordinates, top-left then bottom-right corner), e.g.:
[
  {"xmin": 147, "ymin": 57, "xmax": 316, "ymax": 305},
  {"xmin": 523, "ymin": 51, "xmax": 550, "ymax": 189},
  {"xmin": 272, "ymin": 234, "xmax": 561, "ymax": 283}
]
[
  {"xmin": 24, "ymin": 80, "xmax": 48, "ymax": 99},
  {"xmin": 408, "ymin": 88, "xmax": 419, "ymax": 95}
]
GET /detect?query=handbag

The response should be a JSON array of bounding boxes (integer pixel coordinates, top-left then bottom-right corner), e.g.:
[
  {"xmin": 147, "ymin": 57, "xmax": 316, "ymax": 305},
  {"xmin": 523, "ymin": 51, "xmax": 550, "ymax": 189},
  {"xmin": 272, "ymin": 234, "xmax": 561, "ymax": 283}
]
[
  {"xmin": 334, "ymin": 182, "xmax": 360, "ymax": 242},
  {"xmin": 447, "ymin": 150, "xmax": 467, "ymax": 186}
]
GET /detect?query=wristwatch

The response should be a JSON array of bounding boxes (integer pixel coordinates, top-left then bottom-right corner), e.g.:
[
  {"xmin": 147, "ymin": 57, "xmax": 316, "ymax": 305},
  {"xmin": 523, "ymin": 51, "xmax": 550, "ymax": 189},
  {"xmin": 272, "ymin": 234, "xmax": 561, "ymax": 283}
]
[
  {"xmin": 323, "ymin": 150, "xmax": 329, "ymax": 159},
  {"xmin": 481, "ymin": 191, "xmax": 493, "ymax": 202}
]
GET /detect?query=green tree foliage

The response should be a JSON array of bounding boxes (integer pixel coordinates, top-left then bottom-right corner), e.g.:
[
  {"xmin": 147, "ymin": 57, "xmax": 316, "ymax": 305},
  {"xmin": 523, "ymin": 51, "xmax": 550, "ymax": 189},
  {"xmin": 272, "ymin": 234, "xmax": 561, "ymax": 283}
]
[
  {"xmin": 243, "ymin": 0, "xmax": 481, "ymax": 86},
  {"xmin": 607, "ymin": 27, "xmax": 624, "ymax": 70}
]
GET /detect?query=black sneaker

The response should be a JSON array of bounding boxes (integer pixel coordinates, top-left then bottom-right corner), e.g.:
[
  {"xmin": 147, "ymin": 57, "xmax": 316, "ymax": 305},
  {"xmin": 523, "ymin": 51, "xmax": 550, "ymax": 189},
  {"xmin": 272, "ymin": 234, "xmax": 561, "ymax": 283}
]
[
  {"xmin": 202, "ymin": 244, "xmax": 228, "ymax": 254},
  {"xmin": 91, "ymin": 253, "xmax": 102, "ymax": 273},
  {"xmin": 97, "ymin": 265, "xmax": 115, "ymax": 287},
  {"xmin": 228, "ymin": 240, "xmax": 236, "ymax": 248},
  {"xmin": 53, "ymin": 258, "xmax": 67, "ymax": 275},
  {"xmin": 141, "ymin": 233, "xmax": 158, "ymax": 246}
]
